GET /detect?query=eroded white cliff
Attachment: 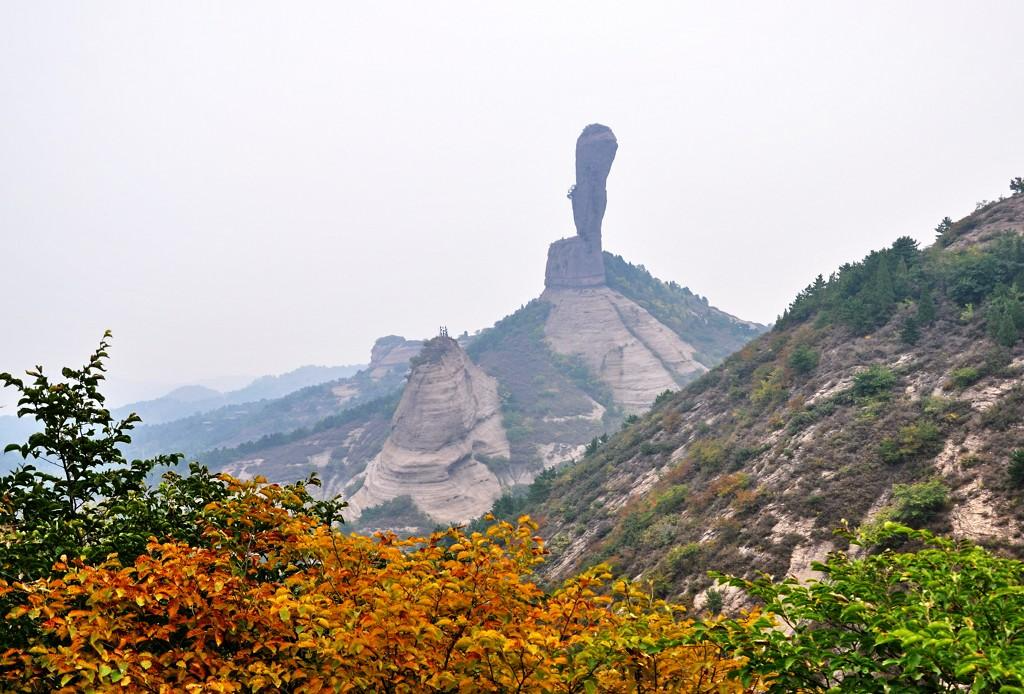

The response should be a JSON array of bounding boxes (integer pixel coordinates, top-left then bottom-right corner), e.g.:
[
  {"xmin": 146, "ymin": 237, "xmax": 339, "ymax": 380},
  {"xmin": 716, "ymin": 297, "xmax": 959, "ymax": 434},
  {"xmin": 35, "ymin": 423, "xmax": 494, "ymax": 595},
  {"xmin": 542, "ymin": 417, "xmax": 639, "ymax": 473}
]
[
  {"xmin": 542, "ymin": 286, "xmax": 706, "ymax": 412},
  {"xmin": 348, "ymin": 337, "xmax": 509, "ymax": 524}
]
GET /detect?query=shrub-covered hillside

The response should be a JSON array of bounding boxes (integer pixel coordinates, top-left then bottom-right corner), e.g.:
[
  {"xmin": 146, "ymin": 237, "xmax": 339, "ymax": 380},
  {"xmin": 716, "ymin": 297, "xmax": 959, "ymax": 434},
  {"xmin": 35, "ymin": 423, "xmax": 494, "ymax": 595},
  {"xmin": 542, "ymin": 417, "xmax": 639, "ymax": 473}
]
[{"xmin": 513, "ymin": 191, "xmax": 1024, "ymax": 607}]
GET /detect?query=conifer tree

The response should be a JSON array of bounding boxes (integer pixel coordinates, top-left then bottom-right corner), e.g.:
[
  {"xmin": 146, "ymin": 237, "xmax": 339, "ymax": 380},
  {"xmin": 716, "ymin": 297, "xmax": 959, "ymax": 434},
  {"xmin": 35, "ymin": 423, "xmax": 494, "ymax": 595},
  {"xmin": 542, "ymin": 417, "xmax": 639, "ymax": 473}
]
[{"xmin": 917, "ymin": 287, "xmax": 937, "ymax": 324}]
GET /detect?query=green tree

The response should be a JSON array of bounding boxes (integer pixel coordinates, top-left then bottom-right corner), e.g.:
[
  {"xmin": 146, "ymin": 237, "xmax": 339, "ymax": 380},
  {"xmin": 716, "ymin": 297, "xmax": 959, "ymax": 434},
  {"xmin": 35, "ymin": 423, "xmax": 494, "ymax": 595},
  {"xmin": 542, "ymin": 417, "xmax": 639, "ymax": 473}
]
[
  {"xmin": 899, "ymin": 315, "xmax": 921, "ymax": 344},
  {"xmin": 852, "ymin": 365, "xmax": 897, "ymax": 398},
  {"xmin": 707, "ymin": 524, "xmax": 1024, "ymax": 692},
  {"xmin": 787, "ymin": 343, "xmax": 819, "ymax": 375},
  {"xmin": 0, "ymin": 333, "xmax": 347, "ymax": 647},
  {"xmin": 890, "ymin": 478, "xmax": 949, "ymax": 525},
  {"xmin": 1011, "ymin": 177, "xmax": 1024, "ymax": 195},
  {"xmin": 985, "ymin": 284, "xmax": 1024, "ymax": 347},
  {"xmin": 917, "ymin": 286, "xmax": 937, "ymax": 324},
  {"xmin": 1010, "ymin": 449, "xmax": 1024, "ymax": 486},
  {"xmin": 0, "ymin": 332, "xmax": 183, "ymax": 580},
  {"xmin": 872, "ymin": 253, "xmax": 896, "ymax": 307}
]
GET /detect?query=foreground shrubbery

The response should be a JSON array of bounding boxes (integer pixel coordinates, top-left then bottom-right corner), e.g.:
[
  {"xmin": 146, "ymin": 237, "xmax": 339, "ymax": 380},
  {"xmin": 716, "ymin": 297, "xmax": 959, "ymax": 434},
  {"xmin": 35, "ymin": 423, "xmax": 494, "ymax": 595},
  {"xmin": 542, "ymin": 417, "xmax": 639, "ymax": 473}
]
[
  {"xmin": 709, "ymin": 524, "xmax": 1024, "ymax": 692},
  {"xmin": 0, "ymin": 483, "xmax": 759, "ymax": 692},
  {"xmin": 3, "ymin": 483, "xmax": 1024, "ymax": 693}
]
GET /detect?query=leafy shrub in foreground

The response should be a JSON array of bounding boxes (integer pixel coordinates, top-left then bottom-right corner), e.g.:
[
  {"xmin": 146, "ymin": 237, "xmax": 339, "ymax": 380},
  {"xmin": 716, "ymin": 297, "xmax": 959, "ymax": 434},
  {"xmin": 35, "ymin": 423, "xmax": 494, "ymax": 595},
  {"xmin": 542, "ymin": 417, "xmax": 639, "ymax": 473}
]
[
  {"xmin": 0, "ymin": 482, "xmax": 759, "ymax": 693},
  {"xmin": 707, "ymin": 524, "xmax": 1024, "ymax": 692}
]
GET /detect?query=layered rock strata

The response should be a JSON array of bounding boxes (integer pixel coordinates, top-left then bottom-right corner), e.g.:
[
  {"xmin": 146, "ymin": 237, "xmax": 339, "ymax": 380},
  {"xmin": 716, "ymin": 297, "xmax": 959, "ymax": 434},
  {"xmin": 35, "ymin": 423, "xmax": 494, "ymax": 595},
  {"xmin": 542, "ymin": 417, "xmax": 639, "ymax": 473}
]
[
  {"xmin": 542, "ymin": 286, "xmax": 706, "ymax": 413},
  {"xmin": 348, "ymin": 337, "xmax": 509, "ymax": 524}
]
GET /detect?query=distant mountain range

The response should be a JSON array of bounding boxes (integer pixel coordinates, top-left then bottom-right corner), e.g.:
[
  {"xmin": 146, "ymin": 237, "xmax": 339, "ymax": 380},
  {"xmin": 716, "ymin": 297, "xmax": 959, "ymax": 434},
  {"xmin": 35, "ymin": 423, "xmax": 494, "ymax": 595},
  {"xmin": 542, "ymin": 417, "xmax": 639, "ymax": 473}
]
[
  {"xmin": 0, "ymin": 363, "xmax": 364, "ymax": 473},
  {"xmin": 111, "ymin": 364, "xmax": 365, "ymax": 426}
]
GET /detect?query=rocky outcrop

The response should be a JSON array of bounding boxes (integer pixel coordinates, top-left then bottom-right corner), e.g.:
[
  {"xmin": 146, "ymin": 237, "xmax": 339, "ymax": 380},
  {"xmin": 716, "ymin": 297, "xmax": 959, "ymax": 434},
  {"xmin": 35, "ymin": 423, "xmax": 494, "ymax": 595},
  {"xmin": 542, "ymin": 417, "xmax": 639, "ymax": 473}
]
[
  {"xmin": 542, "ymin": 286, "xmax": 706, "ymax": 413},
  {"xmin": 545, "ymin": 124, "xmax": 618, "ymax": 289},
  {"xmin": 541, "ymin": 124, "xmax": 708, "ymax": 411},
  {"xmin": 348, "ymin": 337, "xmax": 510, "ymax": 524},
  {"xmin": 572, "ymin": 124, "xmax": 618, "ymax": 245},
  {"xmin": 367, "ymin": 335, "xmax": 423, "ymax": 380}
]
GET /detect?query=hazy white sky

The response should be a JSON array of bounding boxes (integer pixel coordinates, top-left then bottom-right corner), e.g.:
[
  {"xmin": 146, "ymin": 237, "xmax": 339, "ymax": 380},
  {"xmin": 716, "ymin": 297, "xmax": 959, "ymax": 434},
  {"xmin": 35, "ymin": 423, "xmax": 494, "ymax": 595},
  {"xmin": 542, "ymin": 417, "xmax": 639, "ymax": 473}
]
[{"xmin": 2, "ymin": 2, "xmax": 1023, "ymax": 407}]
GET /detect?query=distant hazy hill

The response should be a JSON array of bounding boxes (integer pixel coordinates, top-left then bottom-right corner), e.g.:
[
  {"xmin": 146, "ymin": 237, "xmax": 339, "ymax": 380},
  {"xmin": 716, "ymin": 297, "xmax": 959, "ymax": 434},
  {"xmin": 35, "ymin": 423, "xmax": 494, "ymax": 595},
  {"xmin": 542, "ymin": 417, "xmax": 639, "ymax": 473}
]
[
  {"xmin": 111, "ymin": 364, "xmax": 365, "ymax": 426},
  {"xmin": 0, "ymin": 363, "xmax": 364, "ymax": 473},
  {"xmin": 508, "ymin": 192, "xmax": 1024, "ymax": 610},
  {"xmin": 121, "ymin": 339, "xmax": 418, "ymax": 461}
]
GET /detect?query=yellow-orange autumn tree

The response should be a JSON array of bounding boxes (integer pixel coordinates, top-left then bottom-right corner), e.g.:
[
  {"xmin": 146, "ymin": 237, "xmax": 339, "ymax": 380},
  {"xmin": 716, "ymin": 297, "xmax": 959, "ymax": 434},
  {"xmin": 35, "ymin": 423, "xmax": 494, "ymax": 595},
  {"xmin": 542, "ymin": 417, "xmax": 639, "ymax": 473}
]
[{"xmin": 0, "ymin": 476, "xmax": 760, "ymax": 693}]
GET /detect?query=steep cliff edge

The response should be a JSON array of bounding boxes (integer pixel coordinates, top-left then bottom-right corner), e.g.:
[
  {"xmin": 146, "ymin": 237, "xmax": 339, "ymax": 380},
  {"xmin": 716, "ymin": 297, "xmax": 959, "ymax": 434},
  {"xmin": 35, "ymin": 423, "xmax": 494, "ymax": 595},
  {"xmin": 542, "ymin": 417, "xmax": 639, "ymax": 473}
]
[{"xmin": 348, "ymin": 336, "xmax": 510, "ymax": 524}]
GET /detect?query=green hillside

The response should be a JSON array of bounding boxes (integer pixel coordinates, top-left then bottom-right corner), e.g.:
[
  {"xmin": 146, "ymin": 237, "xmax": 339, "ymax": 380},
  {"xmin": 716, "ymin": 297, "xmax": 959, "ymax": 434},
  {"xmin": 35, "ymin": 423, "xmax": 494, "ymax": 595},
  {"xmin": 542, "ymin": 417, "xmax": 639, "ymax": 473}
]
[{"xmin": 503, "ymin": 193, "xmax": 1024, "ymax": 605}]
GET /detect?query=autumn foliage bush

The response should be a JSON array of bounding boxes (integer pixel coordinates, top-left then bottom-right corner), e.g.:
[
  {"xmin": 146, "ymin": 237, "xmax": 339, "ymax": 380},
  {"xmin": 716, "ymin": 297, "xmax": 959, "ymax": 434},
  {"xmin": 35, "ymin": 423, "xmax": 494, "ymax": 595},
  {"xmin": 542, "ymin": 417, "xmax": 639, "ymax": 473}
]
[{"xmin": 0, "ymin": 476, "xmax": 757, "ymax": 693}]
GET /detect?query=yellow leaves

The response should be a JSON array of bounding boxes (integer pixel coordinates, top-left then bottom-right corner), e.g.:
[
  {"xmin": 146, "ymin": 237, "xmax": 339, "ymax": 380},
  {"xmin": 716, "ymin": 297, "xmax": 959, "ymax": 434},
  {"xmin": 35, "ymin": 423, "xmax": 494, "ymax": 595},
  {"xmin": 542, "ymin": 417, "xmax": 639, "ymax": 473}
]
[{"xmin": 0, "ymin": 482, "xmax": 753, "ymax": 692}]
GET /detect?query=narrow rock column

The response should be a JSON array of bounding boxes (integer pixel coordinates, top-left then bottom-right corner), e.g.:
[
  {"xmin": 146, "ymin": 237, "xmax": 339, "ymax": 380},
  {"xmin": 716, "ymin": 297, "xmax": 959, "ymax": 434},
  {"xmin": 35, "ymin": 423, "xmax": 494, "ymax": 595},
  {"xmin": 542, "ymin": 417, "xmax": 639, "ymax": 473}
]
[
  {"xmin": 572, "ymin": 124, "xmax": 618, "ymax": 247},
  {"xmin": 545, "ymin": 124, "xmax": 618, "ymax": 288}
]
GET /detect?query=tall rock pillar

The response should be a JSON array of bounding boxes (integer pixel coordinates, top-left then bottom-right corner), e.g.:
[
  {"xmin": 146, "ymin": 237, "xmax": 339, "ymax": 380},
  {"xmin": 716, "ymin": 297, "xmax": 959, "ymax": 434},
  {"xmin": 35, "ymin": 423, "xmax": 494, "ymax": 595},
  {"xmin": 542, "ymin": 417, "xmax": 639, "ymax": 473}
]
[{"xmin": 545, "ymin": 124, "xmax": 618, "ymax": 288}]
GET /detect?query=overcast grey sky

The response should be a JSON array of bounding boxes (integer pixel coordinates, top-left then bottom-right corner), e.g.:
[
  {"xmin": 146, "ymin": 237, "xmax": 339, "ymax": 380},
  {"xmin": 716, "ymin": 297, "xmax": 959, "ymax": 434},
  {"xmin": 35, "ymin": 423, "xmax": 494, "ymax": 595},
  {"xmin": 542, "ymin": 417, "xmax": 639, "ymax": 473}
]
[{"xmin": 2, "ymin": 2, "xmax": 1023, "ymax": 407}]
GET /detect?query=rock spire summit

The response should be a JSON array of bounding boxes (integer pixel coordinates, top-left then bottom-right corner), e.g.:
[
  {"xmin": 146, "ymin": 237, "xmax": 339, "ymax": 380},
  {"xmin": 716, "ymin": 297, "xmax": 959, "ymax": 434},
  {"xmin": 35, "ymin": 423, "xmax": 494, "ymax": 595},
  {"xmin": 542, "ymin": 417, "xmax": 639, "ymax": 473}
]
[{"xmin": 545, "ymin": 124, "xmax": 618, "ymax": 289}]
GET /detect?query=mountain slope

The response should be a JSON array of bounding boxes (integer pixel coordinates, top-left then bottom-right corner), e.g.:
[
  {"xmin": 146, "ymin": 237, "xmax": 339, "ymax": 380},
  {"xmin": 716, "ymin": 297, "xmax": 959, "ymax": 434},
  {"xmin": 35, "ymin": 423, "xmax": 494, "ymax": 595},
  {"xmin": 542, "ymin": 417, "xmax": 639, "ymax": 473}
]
[
  {"xmin": 541, "ymin": 286, "xmax": 704, "ymax": 412},
  {"xmin": 519, "ymin": 192, "xmax": 1024, "ymax": 608},
  {"xmin": 603, "ymin": 252, "xmax": 765, "ymax": 366}
]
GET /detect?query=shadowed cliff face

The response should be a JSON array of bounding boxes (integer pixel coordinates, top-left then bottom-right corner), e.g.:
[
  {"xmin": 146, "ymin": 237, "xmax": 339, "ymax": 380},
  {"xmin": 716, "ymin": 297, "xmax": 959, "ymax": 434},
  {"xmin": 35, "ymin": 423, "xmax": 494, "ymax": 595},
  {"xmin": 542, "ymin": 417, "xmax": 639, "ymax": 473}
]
[
  {"xmin": 572, "ymin": 124, "xmax": 618, "ymax": 246},
  {"xmin": 545, "ymin": 124, "xmax": 618, "ymax": 289}
]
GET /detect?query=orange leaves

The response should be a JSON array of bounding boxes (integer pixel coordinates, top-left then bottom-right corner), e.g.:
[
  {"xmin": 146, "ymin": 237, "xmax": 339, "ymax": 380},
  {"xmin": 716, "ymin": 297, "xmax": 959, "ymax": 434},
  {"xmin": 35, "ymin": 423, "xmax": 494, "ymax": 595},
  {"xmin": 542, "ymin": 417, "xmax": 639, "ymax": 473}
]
[{"xmin": 1, "ymin": 476, "xmax": 760, "ymax": 692}]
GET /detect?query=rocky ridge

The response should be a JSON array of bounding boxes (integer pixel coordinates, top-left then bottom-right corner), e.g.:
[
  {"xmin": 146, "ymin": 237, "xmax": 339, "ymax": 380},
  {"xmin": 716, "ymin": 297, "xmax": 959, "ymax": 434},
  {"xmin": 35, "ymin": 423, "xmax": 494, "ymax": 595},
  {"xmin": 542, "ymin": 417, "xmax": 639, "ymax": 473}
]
[{"xmin": 542, "ymin": 286, "xmax": 704, "ymax": 412}]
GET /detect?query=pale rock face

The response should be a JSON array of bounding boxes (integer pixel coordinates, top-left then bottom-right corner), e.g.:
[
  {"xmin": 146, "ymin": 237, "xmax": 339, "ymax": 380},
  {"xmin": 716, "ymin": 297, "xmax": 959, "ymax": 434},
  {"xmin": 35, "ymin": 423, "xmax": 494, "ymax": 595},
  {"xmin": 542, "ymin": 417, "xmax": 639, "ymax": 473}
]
[
  {"xmin": 542, "ymin": 286, "xmax": 706, "ymax": 413},
  {"xmin": 349, "ymin": 337, "xmax": 510, "ymax": 524},
  {"xmin": 367, "ymin": 335, "xmax": 423, "ymax": 380}
]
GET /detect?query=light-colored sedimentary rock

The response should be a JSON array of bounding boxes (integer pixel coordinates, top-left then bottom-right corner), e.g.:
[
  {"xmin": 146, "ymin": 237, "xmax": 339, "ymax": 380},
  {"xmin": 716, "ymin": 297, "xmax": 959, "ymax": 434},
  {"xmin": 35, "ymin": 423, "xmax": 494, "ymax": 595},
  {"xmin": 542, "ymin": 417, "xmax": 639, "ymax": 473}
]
[
  {"xmin": 349, "ymin": 337, "xmax": 510, "ymax": 524},
  {"xmin": 367, "ymin": 335, "xmax": 423, "ymax": 380},
  {"xmin": 542, "ymin": 286, "xmax": 706, "ymax": 412}
]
